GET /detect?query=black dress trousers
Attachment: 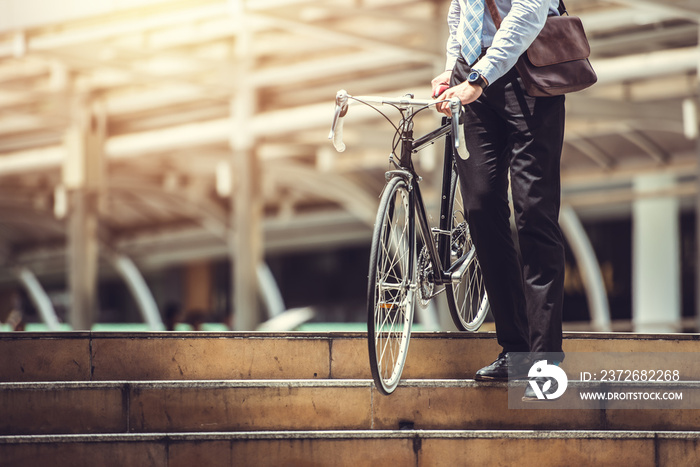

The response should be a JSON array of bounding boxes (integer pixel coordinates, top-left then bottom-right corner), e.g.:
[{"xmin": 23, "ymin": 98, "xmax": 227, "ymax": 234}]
[{"xmin": 450, "ymin": 56, "xmax": 566, "ymax": 361}]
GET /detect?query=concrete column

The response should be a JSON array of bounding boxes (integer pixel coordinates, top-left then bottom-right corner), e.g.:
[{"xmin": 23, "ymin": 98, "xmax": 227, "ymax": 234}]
[
  {"xmin": 63, "ymin": 96, "xmax": 105, "ymax": 330},
  {"xmin": 632, "ymin": 174, "xmax": 681, "ymax": 333},
  {"xmin": 184, "ymin": 260, "xmax": 212, "ymax": 324},
  {"xmin": 696, "ymin": 26, "xmax": 700, "ymax": 330},
  {"xmin": 229, "ymin": 1, "xmax": 263, "ymax": 330}
]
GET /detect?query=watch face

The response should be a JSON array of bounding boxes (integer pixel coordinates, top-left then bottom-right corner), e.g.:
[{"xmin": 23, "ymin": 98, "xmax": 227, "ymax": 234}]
[{"xmin": 468, "ymin": 71, "xmax": 479, "ymax": 82}]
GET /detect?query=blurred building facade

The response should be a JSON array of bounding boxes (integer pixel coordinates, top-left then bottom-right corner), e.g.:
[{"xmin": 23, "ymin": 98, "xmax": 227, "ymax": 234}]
[{"xmin": 0, "ymin": 0, "xmax": 698, "ymax": 332}]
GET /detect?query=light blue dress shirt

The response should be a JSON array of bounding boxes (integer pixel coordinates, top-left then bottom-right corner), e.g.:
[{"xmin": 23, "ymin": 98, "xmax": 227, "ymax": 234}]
[{"xmin": 445, "ymin": 0, "xmax": 560, "ymax": 86}]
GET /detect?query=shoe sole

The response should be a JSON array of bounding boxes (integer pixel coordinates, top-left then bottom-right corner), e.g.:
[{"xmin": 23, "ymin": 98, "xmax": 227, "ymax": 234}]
[
  {"xmin": 474, "ymin": 374, "xmax": 508, "ymax": 382},
  {"xmin": 474, "ymin": 374, "xmax": 529, "ymax": 382}
]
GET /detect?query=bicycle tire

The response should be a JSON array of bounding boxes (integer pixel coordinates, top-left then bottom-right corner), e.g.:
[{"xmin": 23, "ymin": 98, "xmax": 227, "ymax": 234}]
[
  {"xmin": 367, "ymin": 176, "xmax": 415, "ymax": 395},
  {"xmin": 445, "ymin": 168, "xmax": 490, "ymax": 332}
]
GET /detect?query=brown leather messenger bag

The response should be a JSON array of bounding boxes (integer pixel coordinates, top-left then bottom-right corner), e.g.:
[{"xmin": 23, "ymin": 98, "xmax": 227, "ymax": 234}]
[{"xmin": 485, "ymin": 0, "xmax": 597, "ymax": 97}]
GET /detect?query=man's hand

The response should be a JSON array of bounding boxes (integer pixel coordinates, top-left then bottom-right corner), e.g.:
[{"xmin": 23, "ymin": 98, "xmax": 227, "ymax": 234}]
[
  {"xmin": 431, "ymin": 70, "xmax": 452, "ymax": 98},
  {"xmin": 435, "ymin": 81, "xmax": 483, "ymax": 117}
]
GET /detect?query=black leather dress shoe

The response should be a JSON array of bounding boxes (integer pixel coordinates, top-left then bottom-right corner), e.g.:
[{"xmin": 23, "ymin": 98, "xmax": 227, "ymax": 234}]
[{"xmin": 475, "ymin": 353, "xmax": 530, "ymax": 381}]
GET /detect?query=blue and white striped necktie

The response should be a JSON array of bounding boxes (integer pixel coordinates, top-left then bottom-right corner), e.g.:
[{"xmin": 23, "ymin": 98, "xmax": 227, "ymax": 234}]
[{"xmin": 458, "ymin": 0, "xmax": 485, "ymax": 65}]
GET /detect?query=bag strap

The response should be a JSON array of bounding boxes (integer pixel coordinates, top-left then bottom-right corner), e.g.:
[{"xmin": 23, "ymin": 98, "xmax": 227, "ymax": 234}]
[
  {"xmin": 484, "ymin": 0, "xmax": 502, "ymax": 29},
  {"xmin": 558, "ymin": 1, "xmax": 567, "ymax": 16},
  {"xmin": 484, "ymin": 0, "xmax": 567, "ymax": 30}
]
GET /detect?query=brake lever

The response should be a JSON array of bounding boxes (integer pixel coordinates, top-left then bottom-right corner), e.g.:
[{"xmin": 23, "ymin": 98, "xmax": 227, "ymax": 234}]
[
  {"xmin": 329, "ymin": 90, "xmax": 349, "ymax": 152},
  {"xmin": 449, "ymin": 97, "xmax": 468, "ymax": 160}
]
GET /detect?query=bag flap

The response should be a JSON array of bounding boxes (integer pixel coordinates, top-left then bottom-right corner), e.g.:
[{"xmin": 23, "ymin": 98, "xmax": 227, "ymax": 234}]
[{"xmin": 527, "ymin": 16, "xmax": 591, "ymax": 67}]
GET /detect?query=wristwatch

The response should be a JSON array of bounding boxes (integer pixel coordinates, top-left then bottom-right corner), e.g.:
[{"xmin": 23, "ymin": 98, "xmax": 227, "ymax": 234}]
[{"xmin": 467, "ymin": 70, "xmax": 488, "ymax": 90}]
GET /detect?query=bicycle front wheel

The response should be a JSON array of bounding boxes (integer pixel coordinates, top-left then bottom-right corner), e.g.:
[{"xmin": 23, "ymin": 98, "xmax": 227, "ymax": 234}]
[
  {"xmin": 367, "ymin": 176, "xmax": 415, "ymax": 395},
  {"xmin": 445, "ymin": 169, "xmax": 490, "ymax": 332}
]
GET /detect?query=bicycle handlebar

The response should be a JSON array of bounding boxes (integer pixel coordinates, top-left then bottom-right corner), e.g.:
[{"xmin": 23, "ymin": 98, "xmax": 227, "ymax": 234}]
[{"xmin": 328, "ymin": 90, "xmax": 468, "ymax": 159}]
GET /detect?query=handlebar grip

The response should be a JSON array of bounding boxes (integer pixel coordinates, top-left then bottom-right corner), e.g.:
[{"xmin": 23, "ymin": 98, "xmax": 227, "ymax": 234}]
[{"xmin": 433, "ymin": 84, "xmax": 449, "ymax": 99}]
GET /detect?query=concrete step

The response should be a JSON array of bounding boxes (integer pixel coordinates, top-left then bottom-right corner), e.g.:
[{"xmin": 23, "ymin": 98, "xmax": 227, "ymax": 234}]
[
  {"xmin": 2, "ymin": 331, "xmax": 700, "ymax": 382},
  {"xmin": 3, "ymin": 379, "xmax": 700, "ymax": 435},
  {"xmin": 1, "ymin": 430, "xmax": 699, "ymax": 466}
]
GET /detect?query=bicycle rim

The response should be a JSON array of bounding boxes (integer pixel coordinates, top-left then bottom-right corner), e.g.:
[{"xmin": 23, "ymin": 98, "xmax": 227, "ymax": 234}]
[
  {"xmin": 367, "ymin": 177, "xmax": 415, "ymax": 395},
  {"xmin": 445, "ymin": 169, "xmax": 490, "ymax": 332}
]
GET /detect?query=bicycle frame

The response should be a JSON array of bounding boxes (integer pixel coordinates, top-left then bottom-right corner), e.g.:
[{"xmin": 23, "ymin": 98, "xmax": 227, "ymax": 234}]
[{"xmin": 391, "ymin": 116, "xmax": 466, "ymax": 289}]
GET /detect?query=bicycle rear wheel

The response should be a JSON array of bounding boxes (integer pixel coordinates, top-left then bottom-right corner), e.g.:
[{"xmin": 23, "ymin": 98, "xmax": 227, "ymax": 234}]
[
  {"xmin": 445, "ymin": 169, "xmax": 490, "ymax": 331},
  {"xmin": 367, "ymin": 176, "xmax": 415, "ymax": 395}
]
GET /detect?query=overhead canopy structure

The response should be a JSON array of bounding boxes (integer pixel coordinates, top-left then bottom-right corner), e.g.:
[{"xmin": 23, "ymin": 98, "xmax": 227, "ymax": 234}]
[{"xmin": 0, "ymin": 0, "xmax": 698, "ymax": 328}]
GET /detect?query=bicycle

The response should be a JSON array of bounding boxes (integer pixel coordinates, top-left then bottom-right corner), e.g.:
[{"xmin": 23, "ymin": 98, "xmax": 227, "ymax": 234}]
[{"xmin": 328, "ymin": 90, "xmax": 490, "ymax": 395}]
